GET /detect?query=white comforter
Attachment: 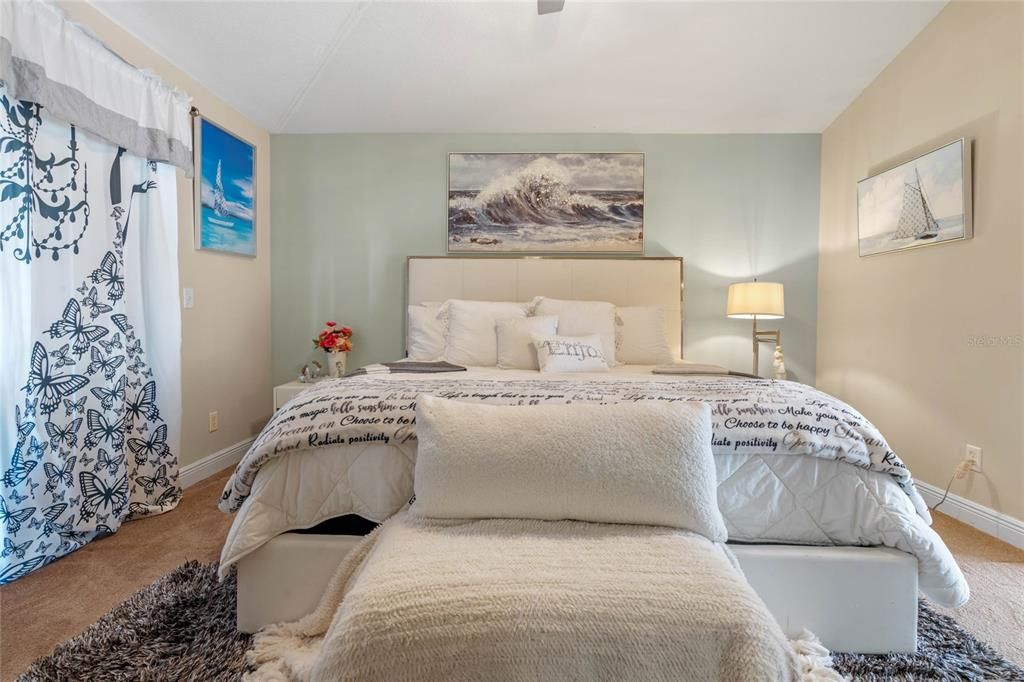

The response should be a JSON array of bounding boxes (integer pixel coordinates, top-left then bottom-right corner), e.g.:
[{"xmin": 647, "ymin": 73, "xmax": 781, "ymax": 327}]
[{"xmin": 219, "ymin": 367, "xmax": 969, "ymax": 607}]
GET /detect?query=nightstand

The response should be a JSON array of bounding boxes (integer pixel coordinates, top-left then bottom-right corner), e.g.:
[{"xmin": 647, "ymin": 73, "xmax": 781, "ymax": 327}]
[{"xmin": 273, "ymin": 380, "xmax": 322, "ymax": 411}]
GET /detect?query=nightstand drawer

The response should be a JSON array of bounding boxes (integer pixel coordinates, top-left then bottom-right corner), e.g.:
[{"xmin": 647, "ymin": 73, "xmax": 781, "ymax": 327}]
[{"xmin": 273, "ymin": 381, "xmax": 319, "ymax": 411}]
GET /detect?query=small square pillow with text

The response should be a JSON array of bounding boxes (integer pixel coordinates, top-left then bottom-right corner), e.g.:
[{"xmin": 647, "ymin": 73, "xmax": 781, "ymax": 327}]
[{"xmin": 531, "ymin": 333, "xmax": 610, "ymax": 373}]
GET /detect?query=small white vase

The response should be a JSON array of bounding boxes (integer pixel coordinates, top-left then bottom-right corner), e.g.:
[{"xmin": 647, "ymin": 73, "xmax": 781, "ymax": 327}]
[{"xmin": 324, "ymin": 350, "xmax": 347, "ymax": 378}]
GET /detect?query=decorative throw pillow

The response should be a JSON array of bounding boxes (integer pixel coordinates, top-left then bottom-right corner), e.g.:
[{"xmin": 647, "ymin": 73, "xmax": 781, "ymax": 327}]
[
  {"xmin": 615, "ymin": 305, "xmax": 675, "ymax": 365},
  {"xmin": 496, "ymin": 315, "xmax": 559, "ymax": 370},
  {"xmin": 444, "ymin": 300, "xmax": 529, "ymax": 366},
  {"xmin": 412, "ymin": 395, "xmax": 728, "ymax": 541},
  {"xmin": 532, "ymin": 298, "xmax": 617, "ymax": 365},
  {"xmin": 532, "ymin": 333, "xmax": 609, "ymax": 373},
  {"xmin": 407, "ymin": 303, "xmax": 445, "ymax": 361}
]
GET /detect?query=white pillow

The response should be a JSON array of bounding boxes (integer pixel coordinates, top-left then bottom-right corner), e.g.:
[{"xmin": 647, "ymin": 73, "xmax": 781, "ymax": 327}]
[
  {"xmin": 412, "ymin": 395, "xmax": 727, "ymax": 540},
  {"xmin": 444, "ymin": 300, "xmax": 528, "ymax": 366},
  {"xmin": 615, "ymin": 306, "xmax": 674, "ymax": 365},
  {"xmin": 496, "ymin": 315, "xmax": 558, "ymax": 370},
  {"xmin": 407, "ymin": 304, "xmax": 445, "ymax": 361},
  {"xmin": 533, "ymin": 298, "xmax": 617, "ymax": 365},
  {"xmin": 532, "ymin": 333, "xmax": 609, "ymax": 373}
]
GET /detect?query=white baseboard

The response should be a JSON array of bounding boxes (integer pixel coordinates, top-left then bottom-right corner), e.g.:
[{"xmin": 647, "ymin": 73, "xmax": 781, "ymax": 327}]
[
  {"xmin": 179, "ymin": 437, "xmax": 254, "ymax": 489},
  {"xmin": 915, "ymin": 479, "xmax": 1024, "ymax": 550}
]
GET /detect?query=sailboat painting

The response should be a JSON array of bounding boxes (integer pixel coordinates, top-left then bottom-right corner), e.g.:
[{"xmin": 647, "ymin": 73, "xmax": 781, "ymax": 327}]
[
  {"xmin": 194, "ymin": 117, "xmax": 256, "ymax": 256},
  {"xmin": 857, "ymin": 138, "xmax": 971, "ymax": 257}
]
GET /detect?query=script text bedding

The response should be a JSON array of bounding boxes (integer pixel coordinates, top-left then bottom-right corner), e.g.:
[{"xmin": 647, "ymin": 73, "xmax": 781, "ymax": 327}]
[{"xmin": 220, "ymin": 371, "xmax": 968, "ymax": 607}]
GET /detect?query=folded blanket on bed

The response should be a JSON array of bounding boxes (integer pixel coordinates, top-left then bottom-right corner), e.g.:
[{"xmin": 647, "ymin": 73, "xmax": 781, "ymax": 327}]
[
  {"xmin": 246, "ymin": 513, "xmax": 826, "ymax": 682},
  {"xmin": 343, "ymin": 360, "xmax": 466, "ymax": 376},
  {"xmin": 653, "ymin": 362, "xmax": 759, "ymax": 378}
]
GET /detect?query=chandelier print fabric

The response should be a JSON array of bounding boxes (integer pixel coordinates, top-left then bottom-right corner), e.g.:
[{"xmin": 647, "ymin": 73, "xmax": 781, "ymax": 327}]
[{"xmin": 0, "ymin": 84, "xmax": 182, "ymax": 583}]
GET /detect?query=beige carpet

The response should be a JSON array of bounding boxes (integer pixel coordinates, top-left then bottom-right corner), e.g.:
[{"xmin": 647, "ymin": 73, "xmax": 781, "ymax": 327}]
[
  {"xmin": 0, "ymin": 472, "xmax": 233, "ymax": 681},
  {"xmin": 930, "ymin": 513, "xmax": 1024, "ymax": 666},
  {"xmin": 1, "ymin": 472, "xmax": 1021, "ymax": 680}
]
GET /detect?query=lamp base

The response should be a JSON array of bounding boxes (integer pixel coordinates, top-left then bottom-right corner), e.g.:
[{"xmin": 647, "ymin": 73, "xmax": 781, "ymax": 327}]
[{"xmin": 752, "ymin": 319, "xmax": 781, "ymax": 377}]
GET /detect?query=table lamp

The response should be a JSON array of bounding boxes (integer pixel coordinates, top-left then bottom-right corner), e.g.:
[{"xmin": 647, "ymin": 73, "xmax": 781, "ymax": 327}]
[{"xmin": 726, "ymin": 281, "xmax": 784, "ymax": 376}]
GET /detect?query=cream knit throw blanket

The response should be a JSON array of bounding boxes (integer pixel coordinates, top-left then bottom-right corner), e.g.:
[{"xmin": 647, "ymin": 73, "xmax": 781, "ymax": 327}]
[{"xmin": 246, "ymin": 513, "xmax": 842, "ymax": 682}]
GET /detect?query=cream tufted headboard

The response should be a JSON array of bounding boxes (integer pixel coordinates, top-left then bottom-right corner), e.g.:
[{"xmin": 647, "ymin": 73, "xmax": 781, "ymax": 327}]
[{"xmin": 406, "ymin": 256, "xmax": 684, "ymax": 360}]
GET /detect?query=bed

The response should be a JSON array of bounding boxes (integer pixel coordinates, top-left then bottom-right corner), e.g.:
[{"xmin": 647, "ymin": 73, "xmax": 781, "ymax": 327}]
[
  {"xmin": 246, "ymin": 398, "xmax": 815, "ymax": 681},
  {"xmin": 222, "ymin": 257, "xmax": 968, "ymax": 655}
]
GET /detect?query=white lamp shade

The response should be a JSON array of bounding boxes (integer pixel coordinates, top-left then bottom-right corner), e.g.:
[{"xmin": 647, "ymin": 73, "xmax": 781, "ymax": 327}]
[{"xmin": 726, "ymin": 282, "xmax": 784, "ymax": 319}]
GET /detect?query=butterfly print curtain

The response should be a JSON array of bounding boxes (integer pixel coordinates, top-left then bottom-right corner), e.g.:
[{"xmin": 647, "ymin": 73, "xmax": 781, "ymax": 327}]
[{"xmin": 0, "ymin": 84, "xmax": 182, "ymax": 583}]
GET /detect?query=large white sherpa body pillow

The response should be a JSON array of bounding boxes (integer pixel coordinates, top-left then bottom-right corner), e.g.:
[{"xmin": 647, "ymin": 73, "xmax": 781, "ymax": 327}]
[{"xmin": 412, "ymin": 395, "xmax": 727, "ymax": 541}]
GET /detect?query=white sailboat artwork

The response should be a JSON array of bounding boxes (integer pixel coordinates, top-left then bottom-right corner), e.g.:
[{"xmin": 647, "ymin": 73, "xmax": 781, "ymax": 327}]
[
  {"xmin": 208, "ymin": 161, "xmax": 235, "ymax": 229},
  {"xmin": 891, "ymin": 167, "xmax": 940, "ymax": 242},
  {"xmin": 857, "ymin": 138, "xmax": 971, "ymax": 257}
]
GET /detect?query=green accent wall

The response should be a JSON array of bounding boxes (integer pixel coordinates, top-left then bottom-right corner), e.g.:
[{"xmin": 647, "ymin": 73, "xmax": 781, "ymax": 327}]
[{"xmin": 271, "ymin": 134, "xmax": 820, "ymax": 384}]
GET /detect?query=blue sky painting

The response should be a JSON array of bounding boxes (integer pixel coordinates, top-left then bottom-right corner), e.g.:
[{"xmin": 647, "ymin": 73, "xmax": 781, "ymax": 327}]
[{"xmin": 197, "ymin": 118, "xmax": 255, "ymax": 256}]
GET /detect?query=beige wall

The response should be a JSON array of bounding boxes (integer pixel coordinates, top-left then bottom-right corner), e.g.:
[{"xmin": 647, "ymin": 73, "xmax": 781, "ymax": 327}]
[
  {"xmin": 60, "ymin": 2, "xmax": 273, "ymax": 467},
  {"xmin": 817, "ymin": 1, "xmax": 1023, "ymax": 520}
]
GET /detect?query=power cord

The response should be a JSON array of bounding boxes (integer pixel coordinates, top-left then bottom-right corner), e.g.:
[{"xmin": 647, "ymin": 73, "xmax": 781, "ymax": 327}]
[{"xmin": 930, "ymin": 460, "xmax": 971, "ymax": 512}]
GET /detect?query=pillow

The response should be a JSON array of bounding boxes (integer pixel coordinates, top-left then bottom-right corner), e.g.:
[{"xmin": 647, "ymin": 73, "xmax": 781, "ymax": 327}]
[
  {"xmin": 407, "ymin": 304, "xmax": 445, "ymax": 361},
  {"xmin": 532, "ymin": 333, "xmax": 609, "ymax": 373},
  {"xmin": 615, "ymin": 306, "xmax": 675, "ymax": 365},
  {"xmin": 532, "ymin": 298, "xmax": 617, "ymax": 365},
  {"xmin": 444, "ymin": 300, "xmax": 529, "ymax": 366},
  {"xmin": 496, "ymin": 315, "xmax": 558, "ymax": 370},
  {"xmin": 412, "ymin": 395, "xmax": 727, "ymax": 540}
]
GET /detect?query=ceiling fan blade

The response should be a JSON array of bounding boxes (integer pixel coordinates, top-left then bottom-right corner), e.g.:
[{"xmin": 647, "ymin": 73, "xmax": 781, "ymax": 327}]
[{"xmin": 538, "ymin": 0, "xmax": 565, "ymax": 15}]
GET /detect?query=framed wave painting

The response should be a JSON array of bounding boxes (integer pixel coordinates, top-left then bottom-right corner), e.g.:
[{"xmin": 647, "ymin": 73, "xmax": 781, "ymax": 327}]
[
  {"xmin": 194, "ymin": 116, "xmax": 256, "ymax": 256},
  {"xmin": 857, "ymin": 138, "xmax": 972, "ymax": 257},
  {"xmin": 448, "ymin": 153, "xmax": 644, "ymax": 253}
]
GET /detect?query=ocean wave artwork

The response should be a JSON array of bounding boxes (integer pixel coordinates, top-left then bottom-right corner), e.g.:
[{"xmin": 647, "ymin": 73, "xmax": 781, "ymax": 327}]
[
  {"xmin": 448, "ymin": 153, "xmax": 644, "ymax": 253},
  {"xmin": 195, "ymin": 118, "xmax": 256, "ymax": 257},
  {"xmin": 857, "ymin": 139, "xmax": 971, "ymax": 257}
]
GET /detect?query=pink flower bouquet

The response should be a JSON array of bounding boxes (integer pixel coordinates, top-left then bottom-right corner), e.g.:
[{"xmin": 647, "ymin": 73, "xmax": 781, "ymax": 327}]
[{"xmin": 313, "ymin": 321, "xmax": 353, "ymax": 353}]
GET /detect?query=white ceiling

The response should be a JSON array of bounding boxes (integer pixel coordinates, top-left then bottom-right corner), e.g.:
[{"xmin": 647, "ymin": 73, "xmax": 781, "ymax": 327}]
[{"xmin": 89, "ymin": 0, "xmax": 946, "ymax": 134}]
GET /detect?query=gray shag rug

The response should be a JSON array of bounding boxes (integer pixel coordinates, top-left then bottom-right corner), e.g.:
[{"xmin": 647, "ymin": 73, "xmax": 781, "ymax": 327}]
[
  {"xmin": 831, "ymin": 601, "xmax": 1024, "ymax": 681},
  {"xmin": 17, "ymin": 561, "xmax": 1024, "ymax": 681},
  {"xmin": 17, "ymin": 561, "xmax": 252, "ymax": 682}
]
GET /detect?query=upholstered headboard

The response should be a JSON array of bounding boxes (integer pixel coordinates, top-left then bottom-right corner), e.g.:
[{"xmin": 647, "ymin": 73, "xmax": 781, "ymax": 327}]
[{"xmin": 406, "ymin": 256, "xmax": 684, "ymax": 359}]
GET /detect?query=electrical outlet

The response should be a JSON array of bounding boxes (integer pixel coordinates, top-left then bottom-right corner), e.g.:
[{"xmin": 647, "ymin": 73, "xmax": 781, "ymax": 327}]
[
  {"xmin": 965, "ymin": 444, "xmax": 983, "ymax": 473},
  {"xmin": 208, "ymin": 411, "xmax": 218, "ymax": 432}
]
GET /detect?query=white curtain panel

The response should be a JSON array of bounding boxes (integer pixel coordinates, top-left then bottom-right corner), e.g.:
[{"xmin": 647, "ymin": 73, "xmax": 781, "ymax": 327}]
[
  {"xmin": 0, "ymin": 84, "xmax": 182, "ymax": 583},
  {"xmin": 0, "ymin": 0, "xmax": 193, "ymax": 173}
]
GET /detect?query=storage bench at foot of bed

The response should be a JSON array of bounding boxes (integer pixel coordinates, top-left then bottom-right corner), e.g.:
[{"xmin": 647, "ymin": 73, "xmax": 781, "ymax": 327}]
[
  {"xmin": 730, "ymin": 544, "xmax": 918, "ymax": 653},
  {"xmin": 235, "ymin": 532, "xmax": 918, "ymax": 654}
]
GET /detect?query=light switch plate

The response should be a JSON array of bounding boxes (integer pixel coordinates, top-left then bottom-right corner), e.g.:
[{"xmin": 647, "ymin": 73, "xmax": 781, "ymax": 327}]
[{"xmin": 183, "ymin": 288, "xmax": 195, "ymax": 309}]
